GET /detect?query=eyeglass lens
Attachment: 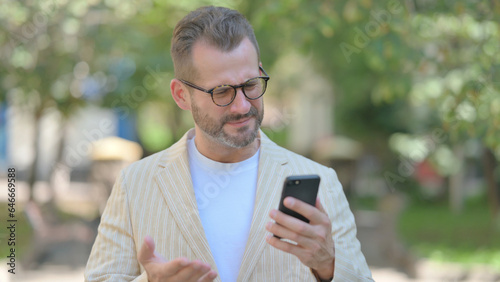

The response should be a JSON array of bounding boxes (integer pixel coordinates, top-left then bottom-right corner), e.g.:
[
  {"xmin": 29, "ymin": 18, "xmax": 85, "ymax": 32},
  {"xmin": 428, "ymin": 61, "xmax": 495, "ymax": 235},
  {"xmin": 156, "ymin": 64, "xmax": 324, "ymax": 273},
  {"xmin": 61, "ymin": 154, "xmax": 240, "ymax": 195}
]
[{"xmin": 212, "ymin": 77, "xmax": 267, "ymax": 106}]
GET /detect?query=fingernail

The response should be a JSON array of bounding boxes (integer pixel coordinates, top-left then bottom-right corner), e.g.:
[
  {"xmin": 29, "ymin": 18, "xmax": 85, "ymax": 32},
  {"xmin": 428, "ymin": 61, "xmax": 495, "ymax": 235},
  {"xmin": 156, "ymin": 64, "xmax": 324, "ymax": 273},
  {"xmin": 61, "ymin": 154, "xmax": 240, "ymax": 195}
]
[
  {"xmin": 270, "ymin": 210, "xmax": 277, "ymax": 218},
  {"xmin": 179, "ymin": 258, "xmax": 189, "ymax": 266},
  {"xmin": 266, "ymin": 222, "xmax": 272, "ymax": 229},
  {"xmin": 286, "ymin": 197, "xmax": 295, "ymax": 206}
]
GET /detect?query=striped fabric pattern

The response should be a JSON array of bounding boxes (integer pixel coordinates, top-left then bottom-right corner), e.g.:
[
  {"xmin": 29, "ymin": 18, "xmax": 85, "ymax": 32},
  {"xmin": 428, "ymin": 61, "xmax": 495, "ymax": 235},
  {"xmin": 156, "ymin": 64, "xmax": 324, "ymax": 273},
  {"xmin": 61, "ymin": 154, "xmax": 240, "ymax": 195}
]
[{"xmin": 84, "ymin": 129, "xmax": 373, "ymax": 281}]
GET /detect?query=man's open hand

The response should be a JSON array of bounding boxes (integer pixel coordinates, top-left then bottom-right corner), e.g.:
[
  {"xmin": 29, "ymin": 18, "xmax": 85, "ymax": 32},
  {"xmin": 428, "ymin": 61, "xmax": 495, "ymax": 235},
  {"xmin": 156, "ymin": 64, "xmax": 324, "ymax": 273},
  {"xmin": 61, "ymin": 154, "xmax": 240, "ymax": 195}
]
[
  {"xmin": 265, "ymin": 197, "xmax": 335, "ymax": 279},
  {"xmin": 138, "ymin": 236, "xmax": 218, "ymax": 282}
]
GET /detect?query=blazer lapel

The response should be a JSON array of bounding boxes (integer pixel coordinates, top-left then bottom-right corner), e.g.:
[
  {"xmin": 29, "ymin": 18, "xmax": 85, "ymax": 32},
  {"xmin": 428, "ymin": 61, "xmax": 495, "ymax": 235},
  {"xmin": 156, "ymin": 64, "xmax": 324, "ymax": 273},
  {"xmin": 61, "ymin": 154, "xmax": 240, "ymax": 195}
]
[
  {"xmin": 154, "ymin": 130, "xmax": 218, "ymax": 273},
  {"xmin": 238, "ymin": 133, "xmax": 292, "ymax": 281}
]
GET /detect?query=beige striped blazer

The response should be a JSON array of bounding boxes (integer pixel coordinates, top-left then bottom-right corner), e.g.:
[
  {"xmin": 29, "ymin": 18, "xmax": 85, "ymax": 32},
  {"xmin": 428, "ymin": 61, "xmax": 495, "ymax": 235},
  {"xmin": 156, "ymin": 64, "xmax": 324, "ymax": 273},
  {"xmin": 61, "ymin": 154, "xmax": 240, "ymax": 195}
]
[{"xmin": 84, "ymin": 129, "xmax": 373, "ymax": 281}]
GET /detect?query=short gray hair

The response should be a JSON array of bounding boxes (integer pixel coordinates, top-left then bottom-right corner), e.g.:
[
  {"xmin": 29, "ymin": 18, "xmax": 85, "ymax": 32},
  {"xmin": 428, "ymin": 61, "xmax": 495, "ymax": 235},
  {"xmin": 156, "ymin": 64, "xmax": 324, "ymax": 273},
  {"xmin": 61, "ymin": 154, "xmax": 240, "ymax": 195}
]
[{"xmin": 171, "ymin": 6, "xmax": 260, "ymax": 81}]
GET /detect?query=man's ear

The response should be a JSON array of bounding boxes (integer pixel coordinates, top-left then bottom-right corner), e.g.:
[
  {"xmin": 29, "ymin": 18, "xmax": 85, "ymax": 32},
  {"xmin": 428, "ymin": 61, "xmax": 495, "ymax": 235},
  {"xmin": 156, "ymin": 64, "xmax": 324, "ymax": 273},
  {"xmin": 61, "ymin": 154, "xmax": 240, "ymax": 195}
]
[{"xmin": 170, "ymin": 79, "xmax": 191, "ymax": 111}]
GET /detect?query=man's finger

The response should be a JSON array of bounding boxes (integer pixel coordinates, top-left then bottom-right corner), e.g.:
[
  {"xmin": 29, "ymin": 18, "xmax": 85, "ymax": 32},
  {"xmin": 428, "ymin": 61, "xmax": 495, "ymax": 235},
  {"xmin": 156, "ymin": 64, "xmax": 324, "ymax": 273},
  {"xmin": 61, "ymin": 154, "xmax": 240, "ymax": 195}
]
[
  {"xmin": 162, "ymin": 257, "xmax": 191, "ymax": 277},
  {"xmin": 199, "ymin": 270, "xmax": 218, "ymax": 282},
  {"xmin": 174, "ymin": 260, "xmax": 211, "ymax": 281},
  {"xmin": 266, "ymin": 220, "xmax": 316, "ymax": 247},
  {"xmin": 283, "ymin": 197, "xmax": 324, "ymax": 224},
  {"xmin": 270, "ymin": 209, "xmax": 316, "ymax": 238},
  {"xmin": 138, "ymin": 235, "xmax": 156, "ymax": 264},
  {"xmin": 265, "ymin": 234, "xmax": 302, "ymax": 257},
  {"xmin": 316, "ymin": 198, "xmax": 327, "ymax": 213}
]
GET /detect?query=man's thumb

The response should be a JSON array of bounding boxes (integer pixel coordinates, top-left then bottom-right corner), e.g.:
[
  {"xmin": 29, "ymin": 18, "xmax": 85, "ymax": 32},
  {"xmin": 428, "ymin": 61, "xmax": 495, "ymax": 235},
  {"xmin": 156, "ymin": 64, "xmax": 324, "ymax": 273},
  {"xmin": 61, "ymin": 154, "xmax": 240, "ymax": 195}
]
[{"xmin": 138, "ymin": 235, "xmax": 156, "ymax": 263}]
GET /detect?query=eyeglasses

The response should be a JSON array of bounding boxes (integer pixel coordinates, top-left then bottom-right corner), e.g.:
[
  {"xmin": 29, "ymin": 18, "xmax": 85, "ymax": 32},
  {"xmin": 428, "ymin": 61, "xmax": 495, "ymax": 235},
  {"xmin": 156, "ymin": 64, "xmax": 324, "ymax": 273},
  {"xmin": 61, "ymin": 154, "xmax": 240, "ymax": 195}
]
[{"xmin": 179, "ymin": 66, "xmax": 270, "ymax": 107}]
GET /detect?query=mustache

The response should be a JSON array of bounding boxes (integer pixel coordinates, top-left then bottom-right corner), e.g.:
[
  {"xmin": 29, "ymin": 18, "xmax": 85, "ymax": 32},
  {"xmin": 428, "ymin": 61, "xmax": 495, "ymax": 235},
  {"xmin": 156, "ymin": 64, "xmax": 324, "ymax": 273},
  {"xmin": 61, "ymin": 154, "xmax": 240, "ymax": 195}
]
[{"xmin": 222, "ymin": 106, "xmax": 259, "ymax": 123}]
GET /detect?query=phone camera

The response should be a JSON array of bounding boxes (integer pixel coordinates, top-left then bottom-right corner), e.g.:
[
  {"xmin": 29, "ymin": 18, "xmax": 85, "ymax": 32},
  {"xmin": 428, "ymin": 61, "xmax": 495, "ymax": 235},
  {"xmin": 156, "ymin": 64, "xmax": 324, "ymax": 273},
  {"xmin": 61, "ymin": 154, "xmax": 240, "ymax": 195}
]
[{"xmin": 294, "ymin": 180, "xmax": 300, "ymax": 185}]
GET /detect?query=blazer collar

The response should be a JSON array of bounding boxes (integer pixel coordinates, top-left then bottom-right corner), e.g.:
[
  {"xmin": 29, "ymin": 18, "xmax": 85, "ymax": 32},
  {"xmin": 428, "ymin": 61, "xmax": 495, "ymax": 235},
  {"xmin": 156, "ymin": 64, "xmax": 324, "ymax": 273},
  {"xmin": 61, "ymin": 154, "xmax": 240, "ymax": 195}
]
[
  {"xmin": 238, "ymin": 131, "xmax": 292, "ymax": 281},
  {"xmin": 155, "ymin": 129, "xmax": 218, "ymax": 273},
  {"xmin": 155, "ymin": 129, "xmax": 291, "ymax": 280}
]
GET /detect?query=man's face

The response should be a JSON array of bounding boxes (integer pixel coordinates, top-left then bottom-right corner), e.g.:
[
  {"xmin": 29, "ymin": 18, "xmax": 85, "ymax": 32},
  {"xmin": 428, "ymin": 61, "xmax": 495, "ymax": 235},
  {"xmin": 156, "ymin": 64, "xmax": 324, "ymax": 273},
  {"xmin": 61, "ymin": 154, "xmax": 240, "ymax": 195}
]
[{"xmin": 187, "ymin": 38, "xmax": 264, "ymax": 148}]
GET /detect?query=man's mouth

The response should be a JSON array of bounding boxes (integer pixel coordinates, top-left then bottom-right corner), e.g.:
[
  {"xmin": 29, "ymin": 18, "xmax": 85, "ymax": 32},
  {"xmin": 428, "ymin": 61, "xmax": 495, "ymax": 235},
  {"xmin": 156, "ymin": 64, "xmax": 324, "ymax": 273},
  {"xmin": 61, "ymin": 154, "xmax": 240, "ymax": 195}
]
[{"xmin": 226, "ymin": 116, "xmax": 253, "ymax": 127}]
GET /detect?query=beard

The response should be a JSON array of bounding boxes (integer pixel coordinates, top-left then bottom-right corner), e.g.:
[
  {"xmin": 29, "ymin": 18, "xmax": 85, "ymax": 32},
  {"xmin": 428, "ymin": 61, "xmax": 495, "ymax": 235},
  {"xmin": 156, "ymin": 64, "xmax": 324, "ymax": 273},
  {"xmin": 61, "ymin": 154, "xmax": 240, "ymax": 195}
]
[{"xmin": 191, "ymin": 99, "xmax": 264, "ymax": 148}]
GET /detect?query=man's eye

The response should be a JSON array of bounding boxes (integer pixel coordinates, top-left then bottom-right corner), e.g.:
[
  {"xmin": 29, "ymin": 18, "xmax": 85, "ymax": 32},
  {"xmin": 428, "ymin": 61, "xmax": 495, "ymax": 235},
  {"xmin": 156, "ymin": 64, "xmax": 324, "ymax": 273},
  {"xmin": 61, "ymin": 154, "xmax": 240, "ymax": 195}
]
[
  {"xmin": 213, "ymin": 87, "xmax": 232, "ymax": 95},
  {"xmin": 245, "ymin": 82, "xmax": 258, "ymax": 88}
]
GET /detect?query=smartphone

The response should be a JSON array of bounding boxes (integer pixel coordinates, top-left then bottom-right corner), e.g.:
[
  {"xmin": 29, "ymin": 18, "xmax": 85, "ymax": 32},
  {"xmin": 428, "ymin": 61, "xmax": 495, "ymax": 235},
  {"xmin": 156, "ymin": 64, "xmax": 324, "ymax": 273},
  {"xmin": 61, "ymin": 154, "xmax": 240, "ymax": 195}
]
[{"xmin": 278, "ymin": 174, "xmax": 321, "ymax": 223}]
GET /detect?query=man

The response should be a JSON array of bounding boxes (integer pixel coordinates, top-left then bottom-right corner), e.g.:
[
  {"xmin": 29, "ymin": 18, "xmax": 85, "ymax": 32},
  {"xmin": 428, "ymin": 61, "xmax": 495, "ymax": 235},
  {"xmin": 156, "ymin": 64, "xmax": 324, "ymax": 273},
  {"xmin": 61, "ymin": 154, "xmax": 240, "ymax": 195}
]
[{"xmin": 85, "ymin": 6, "xmax": 372, "ymax": 282}]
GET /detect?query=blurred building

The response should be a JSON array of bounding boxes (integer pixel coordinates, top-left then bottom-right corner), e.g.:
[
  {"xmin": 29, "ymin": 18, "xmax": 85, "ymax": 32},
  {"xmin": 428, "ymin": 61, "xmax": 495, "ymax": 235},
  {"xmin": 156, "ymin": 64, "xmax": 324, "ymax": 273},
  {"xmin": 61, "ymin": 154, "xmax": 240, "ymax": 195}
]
[{"xmin": 4, "ymin": 103, "xmax": 139, "ymax": 182}]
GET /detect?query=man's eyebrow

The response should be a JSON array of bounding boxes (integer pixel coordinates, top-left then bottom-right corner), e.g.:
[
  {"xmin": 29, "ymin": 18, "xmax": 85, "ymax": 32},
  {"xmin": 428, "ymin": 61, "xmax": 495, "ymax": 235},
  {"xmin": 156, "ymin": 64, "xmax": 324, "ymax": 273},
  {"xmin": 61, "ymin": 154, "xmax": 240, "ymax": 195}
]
[{"xmin": 212, "ymin": 74, "xmax": 261, "ymax": 88}]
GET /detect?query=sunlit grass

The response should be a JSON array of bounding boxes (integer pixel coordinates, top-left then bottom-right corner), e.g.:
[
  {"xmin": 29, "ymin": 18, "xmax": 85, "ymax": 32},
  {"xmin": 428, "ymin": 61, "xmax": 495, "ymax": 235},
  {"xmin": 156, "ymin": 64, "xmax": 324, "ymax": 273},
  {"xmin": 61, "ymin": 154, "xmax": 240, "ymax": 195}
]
[
  {"xmin": 398, "ymin": 196, "xmax": 500, "ymax": 268},
  {"xmin": 0, "ymin": 203, "xmax": 33, "ymax": 259}
]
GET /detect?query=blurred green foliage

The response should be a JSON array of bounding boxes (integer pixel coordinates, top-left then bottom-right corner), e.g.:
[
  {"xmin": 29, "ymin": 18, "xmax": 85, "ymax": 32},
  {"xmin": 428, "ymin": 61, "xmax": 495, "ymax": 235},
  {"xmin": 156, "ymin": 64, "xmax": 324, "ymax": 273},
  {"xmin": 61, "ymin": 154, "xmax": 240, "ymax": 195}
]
[
  {"xmin": 1, "ymin": 0, "xmax": 499, "ymax": 158},
  {"xmin": 253, "ymin": 0, "xmax": 500, "ymax": 164}
]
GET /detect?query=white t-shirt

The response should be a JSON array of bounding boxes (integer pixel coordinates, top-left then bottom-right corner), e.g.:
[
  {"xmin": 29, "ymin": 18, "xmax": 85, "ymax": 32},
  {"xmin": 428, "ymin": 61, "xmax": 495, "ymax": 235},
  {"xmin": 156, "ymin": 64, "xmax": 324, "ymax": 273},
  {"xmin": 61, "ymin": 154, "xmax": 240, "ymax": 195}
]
[{"xmin": 187, "ymin": 136, "xmax": 259, "ymax": 282}]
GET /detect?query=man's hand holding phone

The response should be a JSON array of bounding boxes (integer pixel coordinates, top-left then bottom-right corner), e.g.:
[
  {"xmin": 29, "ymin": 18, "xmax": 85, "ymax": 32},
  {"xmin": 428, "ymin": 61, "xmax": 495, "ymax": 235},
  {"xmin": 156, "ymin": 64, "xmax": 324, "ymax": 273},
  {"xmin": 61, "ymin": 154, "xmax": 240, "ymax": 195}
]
[{"xmin": 265, "ymin": 175, "xmax": 335, "ymax": 280}]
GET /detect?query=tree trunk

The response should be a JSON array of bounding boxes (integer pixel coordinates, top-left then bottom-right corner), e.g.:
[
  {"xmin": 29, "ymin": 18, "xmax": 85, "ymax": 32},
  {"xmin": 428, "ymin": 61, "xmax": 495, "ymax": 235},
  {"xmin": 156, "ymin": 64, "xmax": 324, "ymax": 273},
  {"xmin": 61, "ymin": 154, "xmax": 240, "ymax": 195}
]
[
  {"xmin": 27, "ymin": 110, "xmax": 43, "ymax": 202},
  {"xmin": 449, "ymin": 144, "xmax": 465, "ymax": 214},
  {"xmin": 46, "ymin": 116, "xmax": 69, "ymax": 210},
  {"xmin": 483, "ymin": 147, "xmax": 500, "ymax": 223}
]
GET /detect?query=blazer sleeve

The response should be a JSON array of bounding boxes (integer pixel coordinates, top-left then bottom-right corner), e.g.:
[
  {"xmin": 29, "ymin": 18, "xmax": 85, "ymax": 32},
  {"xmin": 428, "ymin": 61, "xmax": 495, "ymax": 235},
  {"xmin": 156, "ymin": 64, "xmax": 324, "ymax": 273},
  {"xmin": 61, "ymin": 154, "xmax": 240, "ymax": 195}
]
[
  {"xmin": 325, "ymin": 168, "xmax": 373, "ymax": 281},
  {"xmin": 84, "ymin": 170, "xmax": 146, "ymax": 282}
]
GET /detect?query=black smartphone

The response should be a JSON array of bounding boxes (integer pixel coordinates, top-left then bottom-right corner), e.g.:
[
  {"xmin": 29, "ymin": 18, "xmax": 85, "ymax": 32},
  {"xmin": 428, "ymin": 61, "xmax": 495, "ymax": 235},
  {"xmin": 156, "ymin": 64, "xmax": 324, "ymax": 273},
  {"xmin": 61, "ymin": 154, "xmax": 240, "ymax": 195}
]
[{"xmin": 278, "ymin": 174, "xmax": 321, "ymax": 223}]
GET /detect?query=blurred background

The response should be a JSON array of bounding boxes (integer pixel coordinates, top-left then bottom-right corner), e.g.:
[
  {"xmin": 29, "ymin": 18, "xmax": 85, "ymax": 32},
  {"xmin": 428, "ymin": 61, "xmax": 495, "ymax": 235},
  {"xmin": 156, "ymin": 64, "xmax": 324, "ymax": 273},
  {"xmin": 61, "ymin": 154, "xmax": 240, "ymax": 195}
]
[{"xmin": 0, "ymin": 0, "xmax": 499, "ymax": 281}]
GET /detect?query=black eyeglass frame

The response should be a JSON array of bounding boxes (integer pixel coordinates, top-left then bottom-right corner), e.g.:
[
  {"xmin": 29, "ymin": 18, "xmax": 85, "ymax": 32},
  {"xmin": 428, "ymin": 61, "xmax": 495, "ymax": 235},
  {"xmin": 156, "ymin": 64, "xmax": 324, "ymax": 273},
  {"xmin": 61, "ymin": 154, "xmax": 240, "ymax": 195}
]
[{"xmin": 178, "ymin": 66, "xmax": 270, "ymax": 107}]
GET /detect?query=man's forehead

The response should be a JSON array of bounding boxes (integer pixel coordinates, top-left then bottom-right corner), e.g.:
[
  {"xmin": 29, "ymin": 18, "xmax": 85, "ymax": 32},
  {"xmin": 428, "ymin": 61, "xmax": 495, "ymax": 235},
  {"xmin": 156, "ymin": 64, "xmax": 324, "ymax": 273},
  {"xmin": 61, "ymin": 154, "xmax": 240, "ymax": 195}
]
[
  {"xmin": 190, "ymin": 38, "xmax": 259, "ymax": 82},
  {"xmin": 191, "ymin": 37, "xmax": 256, "ymax": 59}
]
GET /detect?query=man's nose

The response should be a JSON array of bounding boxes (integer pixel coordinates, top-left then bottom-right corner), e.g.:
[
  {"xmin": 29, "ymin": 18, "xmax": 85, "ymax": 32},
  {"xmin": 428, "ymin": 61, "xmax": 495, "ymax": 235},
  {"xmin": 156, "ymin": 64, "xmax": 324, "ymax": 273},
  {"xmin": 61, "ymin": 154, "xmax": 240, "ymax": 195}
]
[{"xmin": 229, "ymin": 87, "xmax": 251, "ymax": 114}]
